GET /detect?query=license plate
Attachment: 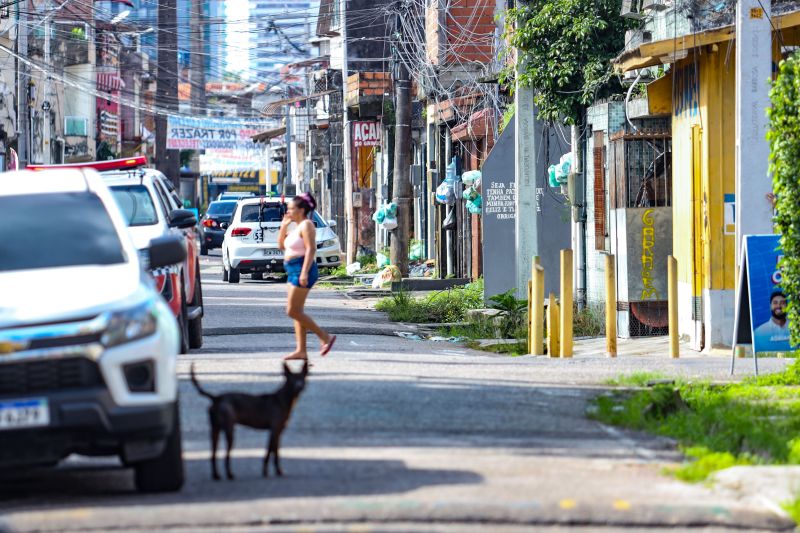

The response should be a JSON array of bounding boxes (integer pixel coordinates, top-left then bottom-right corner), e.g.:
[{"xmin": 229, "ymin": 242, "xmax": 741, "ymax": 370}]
[
  {"xmin": 263, "ymin": 249, "xmax": 281, "ymax": 257},
  {"xmin": 0, "ymin": 398, "xmax": 49, "ymax": 430}
]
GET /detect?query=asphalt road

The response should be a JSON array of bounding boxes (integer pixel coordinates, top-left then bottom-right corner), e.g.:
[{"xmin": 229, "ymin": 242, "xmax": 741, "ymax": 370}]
[{"xmin": 0, "ymin": 253, "xmax": 794, "ymax": 532}]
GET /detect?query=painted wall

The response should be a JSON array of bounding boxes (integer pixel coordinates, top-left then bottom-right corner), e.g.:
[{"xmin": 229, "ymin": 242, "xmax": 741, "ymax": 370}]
[{"xmin": 669, "ymin": 48, "xmax": 737, "ymax": 349}]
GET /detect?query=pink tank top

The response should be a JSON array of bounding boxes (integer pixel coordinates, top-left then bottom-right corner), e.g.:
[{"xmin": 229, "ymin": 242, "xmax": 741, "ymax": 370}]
[{"xmin": 284, "ymin": 226, "xmax": 306, "ymax": 259}]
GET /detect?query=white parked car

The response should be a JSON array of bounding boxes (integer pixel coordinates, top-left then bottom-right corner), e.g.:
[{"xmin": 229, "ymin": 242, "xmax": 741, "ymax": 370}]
[
  {"xmin": 0, "ymin": 168, "xmax": 185, "ymax": 493},
  {"xmin": 220, "ymin": 197, "xmax": 342, "ymax": 283}
]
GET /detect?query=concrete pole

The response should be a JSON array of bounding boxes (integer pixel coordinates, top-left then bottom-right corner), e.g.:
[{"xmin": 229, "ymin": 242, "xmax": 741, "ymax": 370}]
[
  {"xmin": 42, "ymin": 19, "xmax": 51, "ymax": 164},
  {"xmin": 16, "ymin": 1, "xmax": 28, "ymax": 168},
  {"xmin": 340, "ymin": 0, "xmax": 356, "ymax": 265},
  {"xmin": 514, "ymin": 83, "xmax": 539, "ymax": 298},
  {"xmin": 390, "ymin": 60, "xmax": 412, "ymax": 276},
  {"xmin": 155, "ymin": 0, "xmax": 180, "ymax": 188},
  {"xmin": 735, "ymin": 0, "xmax": 773, "ymax": 259}
]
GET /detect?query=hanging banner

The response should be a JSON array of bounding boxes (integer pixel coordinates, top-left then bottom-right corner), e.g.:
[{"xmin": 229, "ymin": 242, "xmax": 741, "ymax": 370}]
[
  {"xmin": 166, "ymin": 116, "xmax": 273, "ymax": 150},
  {"xmin": 352, "ymin": 121, "xmax": 381, "ymax": 148}
]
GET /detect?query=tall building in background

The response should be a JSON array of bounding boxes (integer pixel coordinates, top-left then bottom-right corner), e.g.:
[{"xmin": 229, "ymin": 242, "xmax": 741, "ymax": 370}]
[
  {"xmin": 204, "ymin": 0, "xmax": 227, "ymax": 81},
  {"xmin": 249, "ymin": 0, "xmax": 314, "ymax": 83}
]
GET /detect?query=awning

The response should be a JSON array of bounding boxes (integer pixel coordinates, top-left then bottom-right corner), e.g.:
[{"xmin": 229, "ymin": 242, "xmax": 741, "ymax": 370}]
[
  {"xmin": 97, "ymin": 72, "xmax": 126, "ymax": 92},
  {"xmin": 451, "ymin": 108, "xmax": 495, "ymax": 142},
  {"xmin": 251, "ymin": 126, "xmax": 287, "ymax": 143}
]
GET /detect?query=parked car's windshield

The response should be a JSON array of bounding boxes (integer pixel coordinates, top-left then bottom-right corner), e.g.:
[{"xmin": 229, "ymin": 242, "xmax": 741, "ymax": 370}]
[
  {"xmin": 109, "ymin": 185, "xmax": 159, "ymax": 226},
  {"xmin": 0, "ymin": 192, "xmax": 126, "ymax": 271},
  {"xmin": 311, "ymin": 213, "xmax": 327, "ymax": 228},
  {"xmin": 207, "ymin": 201, "xmax": 237, "ymax": 216}
]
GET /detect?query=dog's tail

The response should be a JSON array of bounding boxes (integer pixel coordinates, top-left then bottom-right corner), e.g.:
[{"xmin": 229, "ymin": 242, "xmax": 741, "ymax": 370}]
[{"xmin": 190, "ymin": 363, "xmax": 216, "ymax": 401}]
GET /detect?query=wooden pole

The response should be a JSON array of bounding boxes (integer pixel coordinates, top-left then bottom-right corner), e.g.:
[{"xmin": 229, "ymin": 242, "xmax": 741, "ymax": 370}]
[
  {"xmin": 668, "ymin": 255, "xmax": 679, "ymax": 358},
  {"xmin": 605, "ymin": 254, "xmax": 617, "ymax": 358},
  {"xmin": 560, "ymin": 249, "xmax": 574, "ymax": 358},
  {"xmin": 547, "ymin": 292, "xmax": 560, "ymax": 357}
]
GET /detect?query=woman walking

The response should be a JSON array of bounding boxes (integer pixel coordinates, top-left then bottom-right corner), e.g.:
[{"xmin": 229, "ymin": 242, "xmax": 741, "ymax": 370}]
[{"xmin": 278, "ymin": 192, "xmax": 336, "ymax": 361}]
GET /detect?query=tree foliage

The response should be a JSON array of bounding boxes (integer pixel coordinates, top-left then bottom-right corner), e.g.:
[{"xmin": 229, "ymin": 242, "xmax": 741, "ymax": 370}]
[
  {"xmin": 503, "ymin": 0, "xmax": 632, "ymax": 124},
  {"xmin": 768, "ymin": 52, "xmax": 800, "ymax": 346}
]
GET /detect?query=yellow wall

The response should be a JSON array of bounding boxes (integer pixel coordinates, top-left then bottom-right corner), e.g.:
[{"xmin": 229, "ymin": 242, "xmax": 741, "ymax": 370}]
[{"xmin": 669, "ymin": 47, "xmax": 737, "ymax": 297}]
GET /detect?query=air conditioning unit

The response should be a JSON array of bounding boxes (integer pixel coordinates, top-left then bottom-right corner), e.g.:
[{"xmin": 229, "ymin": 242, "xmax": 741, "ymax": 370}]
[
  {"xmin": 642, "ymin": 0, "xmax": 669, "ymax": 11},
  {"xmin": 621, "ymin": 0, "xmax": 645, "ymax": 19}
]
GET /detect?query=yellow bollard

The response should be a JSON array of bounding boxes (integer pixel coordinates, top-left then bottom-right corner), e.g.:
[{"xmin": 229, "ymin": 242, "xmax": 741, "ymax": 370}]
[
  {"xmin": 560, "ymin": 249, "xmax": 574, "ymax": 358},
  {"xmin": 605, "ymin": 254, "xmax": 617, "ymax": 358},
  {"xmin": 527, "ymin": 280, "xmax": 533, "ymax": 353},
  {"xmin": 668, "ymin": 255, "xmax": 679, "ymax": 359},
  {"xmin": 547, "ymin": 292, "xmax": 560, "ymax": 357},
  {"xmin": 532, "ymin": 265, "xmax": 545, "ymax": 355}
]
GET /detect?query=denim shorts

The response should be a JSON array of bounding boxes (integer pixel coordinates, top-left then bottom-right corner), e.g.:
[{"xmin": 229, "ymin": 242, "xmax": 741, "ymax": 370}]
[{"xmin": 284, "ymin": 256, "xmax": 319, "ymax": 288}]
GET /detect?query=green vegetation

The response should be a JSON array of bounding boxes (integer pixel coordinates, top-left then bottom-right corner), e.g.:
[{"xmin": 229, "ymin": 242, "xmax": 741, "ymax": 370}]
[
  {"xmin": 573, "ymin": 303, "xmax": 605, "ymax": 338},
  {"xmin": 782, "ymin": 495, "xmax": 800, "ymax": 524},
  {"xmin": 604, "ymin": 371, "xmax": 671, "ymax": 387},
  {"xmin": 593, "ymin": 360, "xmax": 800, "ymax": 482},
  {"xmin": 488, "ymin": 290, "xmax": 529, "ymax": 339},
  {"xmin": 769, "ymin": 52, "xmax": 800, "ymax": 346},
  {"xmin": 375, "ymin": 279, "xmax": 485, "ymax": 323},
  {"xmin": 502, "ymin": 0, "xmax": 632, "ymax": 124}
]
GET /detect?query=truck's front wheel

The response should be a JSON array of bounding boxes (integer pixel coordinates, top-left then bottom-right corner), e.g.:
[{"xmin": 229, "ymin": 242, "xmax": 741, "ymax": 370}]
[{"xmin": 133, "ymin": 403, "xmax": 184, "ymax": 493}]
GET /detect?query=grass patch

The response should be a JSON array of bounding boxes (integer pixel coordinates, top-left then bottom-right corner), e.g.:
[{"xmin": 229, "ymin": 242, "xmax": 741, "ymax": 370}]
[
  {"xmin": 591, "ymin": 360, "xmax": 800, "ymax": 482},
  {"xmin": 574, "ymin": 303, "xmax": 605, "ymax": 337},
  {"xmin": 465, "ymin": 340, "xmax": 528, "ymax": 356},
  {"xmin": 375, "ymin": 279, "xmax": 484, "ymax": 323},
  {"xmin": 782, "ymin": 495, "xmax": 800, "ymax": 524},
  {"xmin": 605, "ymin": 371, "xmax": 672, "ymax": 387}
]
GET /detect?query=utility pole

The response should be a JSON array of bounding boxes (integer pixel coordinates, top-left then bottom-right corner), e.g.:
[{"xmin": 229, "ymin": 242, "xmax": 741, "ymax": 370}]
[
  {"xmin": 155, "ymin": 0, "xmax": 180, "ymax": 188},
  {"xmin": 340, "ymin": 0, "xmax": 356, "ymax": 265},
  {"xmin": 735, "ymin": 0, "xmax": 773, "ymax": 260},
  {"xmin": 190, "ymin": 3, "xmax": 206, "ymax": 116},
  {"xmin": 42, "ymin": 18, "xmax": 51, "ymax": 164},
  {"xmin": 390, "ymin": 19, "xmax": 412, "ymax": 275},
  {"xmin": 16, "ymin": 0, "xmax": 29, "ymax": 168}
]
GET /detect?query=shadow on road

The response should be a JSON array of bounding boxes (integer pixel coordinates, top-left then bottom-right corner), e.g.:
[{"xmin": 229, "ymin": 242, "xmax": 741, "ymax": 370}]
[{"xmin": 0, "ymin": 454, "xmax": 482, "ymax": 507}]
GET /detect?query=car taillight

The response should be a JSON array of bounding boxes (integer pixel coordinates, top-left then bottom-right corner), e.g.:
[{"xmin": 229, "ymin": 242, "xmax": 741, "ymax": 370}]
[
  {"xmin": 231, "ymin": 227, "xmax": 251, "ymax": 237},
  {"xmin": 202, "ymin": 219, "xmax": 217, "ymax": 228}
]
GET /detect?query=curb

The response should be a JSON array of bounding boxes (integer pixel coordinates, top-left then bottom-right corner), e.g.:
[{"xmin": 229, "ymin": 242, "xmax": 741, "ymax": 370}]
[{"xmin": 204, "ymin": 326, "xmax": 416, "ymax": 337}]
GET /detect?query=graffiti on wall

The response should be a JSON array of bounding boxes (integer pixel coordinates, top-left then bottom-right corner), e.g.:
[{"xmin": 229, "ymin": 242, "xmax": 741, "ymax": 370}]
[{"xmin": 673, "ymin": 64, "xmax": 700, "ymax": 118}]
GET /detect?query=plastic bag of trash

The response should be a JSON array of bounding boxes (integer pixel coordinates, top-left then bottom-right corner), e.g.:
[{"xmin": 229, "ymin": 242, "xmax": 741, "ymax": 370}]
[
  {"xmin": 409, "ymin": 241, "xmax": 424, "ymax": 261},
  {"xmin": 435, "ymin": 181, "xmax": 455, "ymax": 205},
  {"xmin": 463, "ymin": 185, "xmax": 479, "ymax": 202},
  {"xmin": 346, "ymin": 262, "xmax": 362, "ymax": 275},
  {"xmin": 376, "ymin": 252, "xmax": 390, "ymax": 268},
  {"xmin": 382, "ymin": 214, "xmax": 398, "ymax": 230},
  {"xmin": 466, "ymin": 194, "xmax": 482, "ymax": 215},
  {"xmin": 462, "ymin": 170, "xmax": 481, "ymax": 187},
  {"xmin": 371, "ymin": 265, "xmax": 401, "ymax": 288}
]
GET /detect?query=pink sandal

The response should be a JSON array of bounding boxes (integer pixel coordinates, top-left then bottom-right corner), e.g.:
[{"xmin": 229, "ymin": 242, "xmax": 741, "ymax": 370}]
[{"xmin": 321, "ymin": 335, "xmax": 337, "ymax": 356}]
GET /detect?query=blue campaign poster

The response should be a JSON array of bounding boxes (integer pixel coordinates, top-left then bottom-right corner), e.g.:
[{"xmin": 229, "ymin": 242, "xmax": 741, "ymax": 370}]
[{"xmin": 746, "ymin": 235, "xmax": 794, "ymax": 354}]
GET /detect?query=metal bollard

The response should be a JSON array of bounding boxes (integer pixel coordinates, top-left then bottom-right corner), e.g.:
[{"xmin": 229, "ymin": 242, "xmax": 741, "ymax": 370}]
[
  {"xmin": 532, "ymin": 265, "xmax": 545, "ymax": 355},
  {"xmin": 560, "ymin": 249, "xmax": 574, "ymax": 358},
  {"xmin": 547, "ymin": 292, "xmax": 560, "ymax": 357},
  {"xmin": 668, "ymin": 255, "xmax": 679, "ymax": 359},
  {"xmin": 605, "ymin": 254, "xmax": 617, "ymax": 358}
]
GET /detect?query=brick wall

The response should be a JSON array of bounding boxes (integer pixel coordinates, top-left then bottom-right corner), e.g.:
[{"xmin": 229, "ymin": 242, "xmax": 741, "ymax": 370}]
[{"xmin": 426, "ymin": 0, "xmax": 496, "ymax": 67}]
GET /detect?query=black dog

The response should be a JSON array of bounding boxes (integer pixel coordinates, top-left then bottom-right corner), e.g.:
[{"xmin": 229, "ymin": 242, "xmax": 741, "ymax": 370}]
[{"xmin": 190, "ymin": 361, "xmax": 308, "ymax": 480}]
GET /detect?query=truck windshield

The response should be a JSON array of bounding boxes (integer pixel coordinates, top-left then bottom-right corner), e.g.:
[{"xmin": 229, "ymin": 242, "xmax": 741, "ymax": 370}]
[
  {"xmin": 0, "ymin": 192, "xmax": 126, "ymax": 271},
  {"xmin": 109, "ymin": 185, "xmax": 159, "ymax": 226}
]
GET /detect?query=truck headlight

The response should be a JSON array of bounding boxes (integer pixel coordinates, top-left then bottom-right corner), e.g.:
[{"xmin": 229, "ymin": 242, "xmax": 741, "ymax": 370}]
[
  {"xmin": 102, "ymin": 302, "xmax": 158, "ymax": 347},
  {"xmin": 318, "ymin": 238, "xmax": 338, "ymax": 249}
]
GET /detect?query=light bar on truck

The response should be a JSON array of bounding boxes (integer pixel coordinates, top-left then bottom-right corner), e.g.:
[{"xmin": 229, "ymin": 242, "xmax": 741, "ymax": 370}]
[{"xmin": 27, "ymin": 156, "xmax": 148, "ymax": 172}]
